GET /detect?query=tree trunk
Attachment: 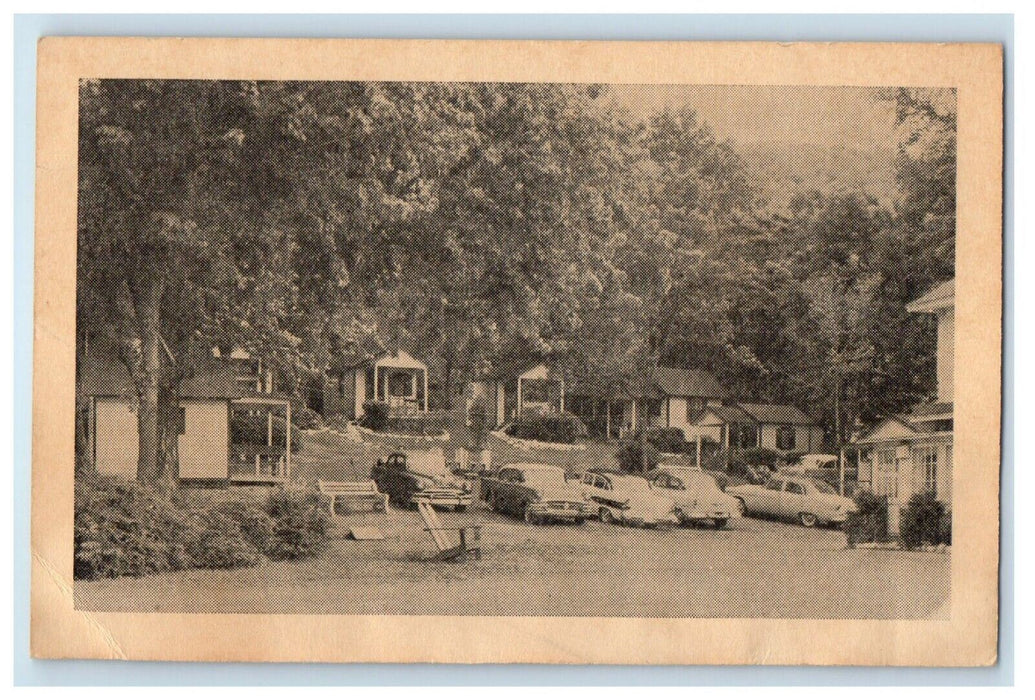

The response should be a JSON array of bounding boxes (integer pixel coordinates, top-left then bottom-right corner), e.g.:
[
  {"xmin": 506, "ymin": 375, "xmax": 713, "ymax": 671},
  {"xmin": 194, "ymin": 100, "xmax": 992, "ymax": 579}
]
[{"xmin": 134, "ymin": 281, "xmax": 164, "ymax": 486}]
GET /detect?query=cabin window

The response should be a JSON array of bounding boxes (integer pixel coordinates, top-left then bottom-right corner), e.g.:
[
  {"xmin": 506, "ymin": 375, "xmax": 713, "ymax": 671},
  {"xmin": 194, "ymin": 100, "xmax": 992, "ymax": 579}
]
[
  {"xmin": 913, "ymin": 446, "xmax": 939, "ymax": 495},
  {"xmin": 730, "ymin": 423, "xmax": 758, "ymax": 449},
  {"xmin": 776, "ymin": 426, "xmax": 796, "ymax": 450},
  {"xmin": 686, "ymin": 398, "xmax": 706, "ymax": 421},
  {"xmin": 175, "ymin": 407, "xmax": 186, "ymax": 435}
]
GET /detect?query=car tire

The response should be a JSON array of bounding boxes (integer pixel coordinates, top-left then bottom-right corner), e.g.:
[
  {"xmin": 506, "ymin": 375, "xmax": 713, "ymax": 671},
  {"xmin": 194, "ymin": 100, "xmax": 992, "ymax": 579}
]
[
  {"xmin": 713, "ymin": 518, "xmax": 728, "ymax": 529},
  {"xmin": 523, "ymin": 504, "xmax": 538, "ymax": 525},
  {"xmin": 599, "ymin": 507, "xmax": 615, "ymax": 524},
  {"xmin": 799, "ymin": 512, "xmax": 818, "ymax": 528}
]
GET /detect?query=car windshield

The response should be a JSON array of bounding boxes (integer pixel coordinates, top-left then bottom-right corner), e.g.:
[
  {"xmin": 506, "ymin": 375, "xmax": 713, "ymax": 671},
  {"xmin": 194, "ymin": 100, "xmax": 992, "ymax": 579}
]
[
  {"xmin": 523, "ymin": 468, "xmax": 566, "ymax": 489},
  {"xmin": 810, "ymin": 479, "xmax": 838, "ymax": 494}
]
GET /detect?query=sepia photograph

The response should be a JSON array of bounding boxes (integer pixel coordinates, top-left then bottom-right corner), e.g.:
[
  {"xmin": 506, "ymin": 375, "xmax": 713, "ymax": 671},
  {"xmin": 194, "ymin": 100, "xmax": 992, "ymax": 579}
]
[
  {"xmin": 70, "ymin": 78, "xmax": 956, "ymax": 619},
  {"xmin": 28, "ymin": 37, "xmax": 1002, "ymax": 666}
]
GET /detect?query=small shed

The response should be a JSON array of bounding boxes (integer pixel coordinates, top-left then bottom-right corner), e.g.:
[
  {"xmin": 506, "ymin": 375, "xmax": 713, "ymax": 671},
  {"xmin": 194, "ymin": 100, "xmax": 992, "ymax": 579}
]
[{"xmin": 79, "ymin": 355, "xmax": 292, "ymax": 484}]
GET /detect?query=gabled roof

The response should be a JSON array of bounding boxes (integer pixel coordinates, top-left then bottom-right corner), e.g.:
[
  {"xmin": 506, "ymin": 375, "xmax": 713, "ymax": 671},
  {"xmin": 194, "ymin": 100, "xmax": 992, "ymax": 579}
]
[
  {"xmin": 737, "ymin": 403, "xmax": 817, "ymax": 426},
  {"xmin": 695, "ymin": 403, "xmax": 754, "ymax": 426},
  {"xmin": 906, "ymin": 279, "xmax": 954, "ymax": 313},
  {"xmin": 79, "ymin": 355, "xmax": 243, "ymax": 400},
  {"xmin": 653, "ymin": 366, "xmax": 727, "ymax": 399}
]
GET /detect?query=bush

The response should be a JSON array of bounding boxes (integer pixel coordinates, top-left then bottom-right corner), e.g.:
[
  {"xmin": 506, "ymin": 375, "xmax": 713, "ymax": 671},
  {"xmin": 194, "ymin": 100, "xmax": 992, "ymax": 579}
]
[
  {"xmin": 845, "ymin": 491, "xmax": 890, "ymax": 546},
  {"xmin": 642, "ymin": 427, "xmax": 689, "ymax": 454},
  {"xmin": 738, "ymin": 447, "xmax": 786, "ymax": 470},
  {"xmin": 74, "ymin": 476, "xmax": 333, "ymax": 580},
  {"xmin": 230, "ymin": 413, "xmax": 303, "ymax": 453},
  {"xmin": 900, "ymin": 491, "xmax": 950, "ymax": 549},
  {"xmin": 358, "ymin": 401, "xmax": 391, "ymax": 431},
  {"xmin": 189, "ymin": 511, "xmax": 262, "ymax": 569},
  {"xmin": 74, "ymin": 476, "xmax": 199, "ymax": 580},
  {"xmin": 292, "ymin": 405, "xmax": 325, "ymax": 431},
  {"xmin": 208, "ymin": 498, "xmax": 275, "ymax": 553},
  {"xmin": 616, "ymin": 434, "xmax": 661, "ymax": 473},
  {"xmin": 504, "ymin": 411, "xmax": 588, "ymax": 444},
  {"xmin": 264, "ymin": 488, "xmax": 332, "ymax": 560}
]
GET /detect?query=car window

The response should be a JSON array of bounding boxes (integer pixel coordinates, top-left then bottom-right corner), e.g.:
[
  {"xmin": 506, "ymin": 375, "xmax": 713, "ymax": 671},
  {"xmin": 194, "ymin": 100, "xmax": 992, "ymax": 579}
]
[
  {"xmin": 766, "ymin": 479, "xmax": 784, "ymax": 491},
  {"xmin": 670, "ymin": 477, "xmax": 684, "ymax": 489},
  {"xmin": 583, "ymin": 473, "xmax": 594, "ymax": 485},
  {"xmin": 785, "ymin": 482, "xmax": 806, "ymax": 495},
  {"xmin": 597, "ymin": 476, "xmax": 611, "ymax": 490},
  {"xmin": 810, "ymin": 479, "xmax": 837, "ymax": 494}
]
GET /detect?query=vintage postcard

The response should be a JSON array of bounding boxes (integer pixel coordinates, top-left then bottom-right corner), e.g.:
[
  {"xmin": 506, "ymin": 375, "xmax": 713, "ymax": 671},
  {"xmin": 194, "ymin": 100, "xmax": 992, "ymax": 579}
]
[{"xmin": 31, "ymin": 38, "xmax": 1002, "ymax": 665}]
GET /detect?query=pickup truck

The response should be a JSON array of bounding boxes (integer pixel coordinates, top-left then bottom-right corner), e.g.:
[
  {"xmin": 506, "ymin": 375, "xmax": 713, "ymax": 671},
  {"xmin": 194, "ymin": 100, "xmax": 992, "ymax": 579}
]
[
  {"xmin": 481, "ymin": 463, "xmax": 593, "ymax": 524},
  {"xmin": 371, "ymin": 450, "xmax": 474, "ymax": 511}
]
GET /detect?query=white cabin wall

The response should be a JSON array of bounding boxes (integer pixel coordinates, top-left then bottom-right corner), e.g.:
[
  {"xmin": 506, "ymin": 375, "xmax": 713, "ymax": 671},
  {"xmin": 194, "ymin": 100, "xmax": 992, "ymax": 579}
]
[
  {"xmin": 178, "ymin": 399, "xmax": 229, "ymax": 479},
  {"xmin": 94, "ymin": 398, "xmax": 139, "ymax": 479}
]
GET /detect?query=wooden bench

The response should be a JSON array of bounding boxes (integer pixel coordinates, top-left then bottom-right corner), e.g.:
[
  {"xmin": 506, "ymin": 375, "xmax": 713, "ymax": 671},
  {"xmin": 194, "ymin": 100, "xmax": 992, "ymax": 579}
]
[
  {"xmin": 318, "ymin": 480, "xmax": 389, "ymax": 516},
  {"xmin": 415, "ymin": 500, "xmax": 481, "ymax": 561}
]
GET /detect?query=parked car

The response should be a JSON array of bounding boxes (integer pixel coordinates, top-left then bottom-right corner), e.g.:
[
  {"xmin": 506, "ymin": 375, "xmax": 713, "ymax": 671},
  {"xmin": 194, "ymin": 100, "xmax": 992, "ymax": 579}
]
[
  {"xmin": 481, "ymin": 463, "xmax": 593, "ymax": 524},
  {"xmin": 646, "ymin": 465, "xmax": 742, "ymax": 529},
  {"xmin": 578, "ymin": 470, "xmax": 680, "ymax": 528},
  {"xmin": 726, "ymin": 475, "xmax": 857, "ymax": 527},
  {"xmin": 372, "ymin": 450, "xmax": 474, "ymax": 510}
]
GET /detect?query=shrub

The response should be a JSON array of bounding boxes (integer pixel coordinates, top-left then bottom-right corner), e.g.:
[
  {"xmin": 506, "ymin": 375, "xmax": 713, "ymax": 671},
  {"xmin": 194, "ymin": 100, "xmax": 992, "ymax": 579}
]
[
  {"xmin": 616, "ymin": 434, "xmax": 661, "ymax": 473},
  {"xmin": 74, "ymin": 476, "xmax": 199, "ymax": 580},
  {"xmin": 358, "ymin": 401, "xmax": 391, "ymax": 431},
  {"xmin": 292, "ymin": 405, "xmax": 325, "ymax": 431},
  {"xmin": 230, "ymin": 413, "xmax": 303, "ymax": 453},
  {"xmin": 189, "ymin": 511, "xmax": 262, "ymax": 569},
  {"xmin": 642, "ymin": 427, "xmax": 689, "ymax": 454},
  {"xmin": 264, "ymin": 488, "xmax": 332, "ymax": 560},
  {"xmin": 738, "ymin": 447, "xmax": 786, "ymax": 470},
  {"xmin": 900, "ymin": 491, "xmax": 949, "ymax": 549},
  {"xmin": 504, "ymin": 411, "xmax": 588, "ymax": 444},
  {"xmin": 845, "ymin": 491, "xmax": 890, "ymax": 546},
  {"xmin": 208, "ymin": 498, "xmax": 275, "ymax": 553}
]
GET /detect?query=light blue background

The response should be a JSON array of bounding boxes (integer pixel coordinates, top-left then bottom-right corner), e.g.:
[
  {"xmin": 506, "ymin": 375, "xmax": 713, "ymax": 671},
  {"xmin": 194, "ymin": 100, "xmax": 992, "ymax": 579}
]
[{"xmin": 13, "ymin": 13, "xmax": 1013, "ymax": 686}]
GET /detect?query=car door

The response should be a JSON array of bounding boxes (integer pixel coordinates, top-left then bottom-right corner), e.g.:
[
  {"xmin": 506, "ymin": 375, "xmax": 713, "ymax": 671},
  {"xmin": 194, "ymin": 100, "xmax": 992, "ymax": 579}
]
[
  {"xmin": 757, "ymin": 479, "xmax": 783, "ymax": 515},
  {"xmin": 782, "ymin": 480, "xmax": 807, "ymax": 519}
]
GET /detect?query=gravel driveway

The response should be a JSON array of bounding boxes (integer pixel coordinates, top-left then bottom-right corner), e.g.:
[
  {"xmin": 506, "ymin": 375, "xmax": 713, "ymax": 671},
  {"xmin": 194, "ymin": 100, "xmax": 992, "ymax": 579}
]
[{"xmin": 75, "ymin": 504, "xmax": 949, "ymax": 619}]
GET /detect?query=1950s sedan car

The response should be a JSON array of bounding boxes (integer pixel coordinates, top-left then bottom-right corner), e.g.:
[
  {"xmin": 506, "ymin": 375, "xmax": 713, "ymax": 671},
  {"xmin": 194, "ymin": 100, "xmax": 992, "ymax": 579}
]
[
  {"xmin": 371, "ymin": 450, "xmax": 474, "ymax": 511},
  {"xmin": 481, "ymin": 463, "xmax": 593, "ymax": 524},
  {"xmin": 726, "ymin": 475, "xmax": 856, "ymax": 528},
  {"xmin": 578, "ymin": 469, "xmax": 680, "ymax": 528},
  {"xmin": 646, "ymin": 465, "xmax": 742, "ymax": 529}
]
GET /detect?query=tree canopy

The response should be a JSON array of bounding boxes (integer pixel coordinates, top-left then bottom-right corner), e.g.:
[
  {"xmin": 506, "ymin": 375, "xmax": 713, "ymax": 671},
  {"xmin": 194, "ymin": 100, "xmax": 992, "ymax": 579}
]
[{"xmin": 76, "ymin": 81, "xmax": 955, "ymax": 480}]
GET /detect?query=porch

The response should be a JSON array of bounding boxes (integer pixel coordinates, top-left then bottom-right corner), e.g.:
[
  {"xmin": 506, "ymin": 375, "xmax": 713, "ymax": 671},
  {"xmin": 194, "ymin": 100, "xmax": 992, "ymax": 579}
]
[{"xmin": 227, "ymin": 395, "xmax": 293, "ymax": 484}]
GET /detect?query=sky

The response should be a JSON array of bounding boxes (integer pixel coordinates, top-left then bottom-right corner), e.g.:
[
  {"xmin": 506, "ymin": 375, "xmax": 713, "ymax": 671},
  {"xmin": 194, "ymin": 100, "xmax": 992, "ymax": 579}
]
[{"xmin": 608, "ymin": 84, "xmax": 900, "ymax": 153}]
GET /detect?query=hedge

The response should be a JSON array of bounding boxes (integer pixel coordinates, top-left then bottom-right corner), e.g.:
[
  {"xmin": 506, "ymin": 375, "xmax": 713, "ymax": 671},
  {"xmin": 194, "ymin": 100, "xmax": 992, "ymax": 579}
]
[
  {"xmin": 74, "ymin": 476, "xmax": 331, "ymax": 580},
  {"xmin": 358, "ymin": 401, "xmax": 447, "ymax": 436},
  {"xmin": 616, "ymin": 434, "xmax": 661, "ymax": 473},
  {"xmin": 504, "ymin": 411, "xmax": 588, "ymax": 444}
]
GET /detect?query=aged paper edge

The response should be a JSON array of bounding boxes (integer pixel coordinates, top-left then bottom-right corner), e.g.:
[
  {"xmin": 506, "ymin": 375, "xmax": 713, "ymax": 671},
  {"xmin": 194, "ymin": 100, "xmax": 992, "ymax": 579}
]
[{"xmin": 31, "ymin": 38, "xmax": 1003, "ymax": 665}]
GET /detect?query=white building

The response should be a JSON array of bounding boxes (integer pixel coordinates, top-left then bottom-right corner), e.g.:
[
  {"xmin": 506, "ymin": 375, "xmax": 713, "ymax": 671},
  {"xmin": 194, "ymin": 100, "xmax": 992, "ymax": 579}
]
[{"xmin": 852, "ymin": 279, "xmax": 954, "ymax": 531}]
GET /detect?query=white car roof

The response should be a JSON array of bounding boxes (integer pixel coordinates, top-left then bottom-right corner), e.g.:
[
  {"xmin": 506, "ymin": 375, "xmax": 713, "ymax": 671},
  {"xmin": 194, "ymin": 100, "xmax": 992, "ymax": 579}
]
[{"xmin": 505, "ymin": 463, "xmax": 564, "ymax": 474}]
